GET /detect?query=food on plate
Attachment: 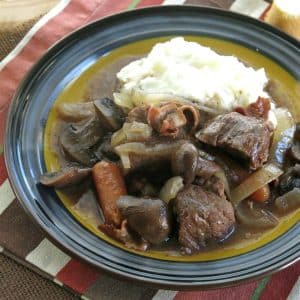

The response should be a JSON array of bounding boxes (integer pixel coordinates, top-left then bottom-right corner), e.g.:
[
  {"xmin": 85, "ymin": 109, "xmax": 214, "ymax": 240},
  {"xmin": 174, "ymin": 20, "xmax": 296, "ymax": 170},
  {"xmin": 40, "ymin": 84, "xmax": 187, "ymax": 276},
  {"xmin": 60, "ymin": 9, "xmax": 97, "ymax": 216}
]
[
  {"xmin": 41, "ymin": 38, "xmax": 299, "ymax": 255},
  {"xmin": 265, "ymin": 0, "xmax": 300, "ymax": 40},
  {"xmin": 114, "ymin": 37, "xmax": 269, "ymax": 112}
]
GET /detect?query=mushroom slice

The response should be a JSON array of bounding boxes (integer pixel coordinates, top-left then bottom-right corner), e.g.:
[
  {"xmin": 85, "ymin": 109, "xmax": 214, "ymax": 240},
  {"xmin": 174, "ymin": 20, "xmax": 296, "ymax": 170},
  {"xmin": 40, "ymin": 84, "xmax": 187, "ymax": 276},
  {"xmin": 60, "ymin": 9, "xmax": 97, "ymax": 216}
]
[
  {"xmin": 56, "ymin": 102, "xmax": 95, "ymax": 122},
  {"xmin": 94, "ymin": 98, "xmax": 125, "ymax": 130},
  {"xmin": 275, "ymin": 188, "xmax": 300, "ymax": 214},
  {"xmin": 278, "ymin": 164, "xmax": 300, "ymax": 195},
  {"xmin": 114, "ymin": 140, "xmax": 184, "ymax": 171},
  {"xmin": 60, "ymin": 117, "xmax": 103, "ymax": 166},
  {"xmin": 290, "ymin": 142, "xmax": 300, "ymax": 161},
  {"xmin": 171, "ymin": 142, "xmax": 198, "ymax": 184},
  {"xmin": 117, "ymin": 196, "xmax": 172, "ymax": 245},
  {"xmin": 40, "ymin": 166, "xmax": 91, "ymax": 188}
]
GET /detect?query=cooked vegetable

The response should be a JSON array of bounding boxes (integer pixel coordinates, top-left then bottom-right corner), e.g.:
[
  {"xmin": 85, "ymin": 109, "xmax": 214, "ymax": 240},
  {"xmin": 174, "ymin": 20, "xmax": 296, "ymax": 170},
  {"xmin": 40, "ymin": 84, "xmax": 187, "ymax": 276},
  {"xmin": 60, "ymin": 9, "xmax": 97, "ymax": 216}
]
[
  {"xmin": 289, "ymin": 123, "xmax": 300, "ymax": 161},
  {"xmin": 231, "ymin": 164, "xmax": 283, "ymax": 206},
  {"xmin": 56, "ymin": 102, "xmax": 95, "ymax": 122},
  {"xmin": 214, "ymin": 170, "xmax": 231, "ymax": 199},
  {"xmin": 249, "ymin": 185, "xmax": 270, "ymax": 203},
  {"xmin": 94, "ymin": 133, "xmax": 119, "ymax": 161},
  {"xmin": 92, "ymin": 161, "xmax": 126, "ymax": 227},
  {"xmin": 294, "ymin": 123, "xmax": 300, "ymax": 141},
  {"xmin": 94, "ymin": 98, "xmax": 125, "ymax": 130},
  {"xmin": 275, "ymin": 188, "xmax": 300, "ymax": 214},
  {"xmin": 290, "ymin": 143, "xmax": 300, "ymax": 161},
  {"xmin": 180, "ymin": 105, "xmax": 201, "ymax": 132},
  {"xmin": 40, "ymin": 166, "xmax": 91, "ymax": 188},
  {"xmin": 278, "ymin": 164, "xmax": 300, "ymax": 195},
  {"xmin": 60, "ymin": 117, "xmax": 103, "ymax": 166},
  {"xmin": 235, "ymin": 97, "xmax": 271, "ymax": 119},
  {"xmin": 171, "ymin": 143, "xmax": 198, "ymax": 184},
  {"xmin": 117, "ymin": 196, "xmax": 171, "ymax": 244},
  {"xmin": 270, "ymin": 108, "xmax": 295, "ymax": 164},
  {"xmin": 159, "ymin": 176, "xmax": 184, "ymax": 203},
  {"xmin": 111, "ymin": 122, "xmax": 152, "ymax": 147},
  {"xmin": 147, "ymin": 103, "xmax": 187, "ymax": 137},
  {"xmin": 100, "ymin": 220, "xmax": 149, "ymax": 251},
  {"xmin": 114, "ymin": 89, "xmax": 222, "ymax": 115},
  {"xmin": 236, "ymin": 201, "xmax": 278, "ymax": 229},
  {"xmin": 42, "ymin": 42, "xmax": 300, "ymax": 256},
  {"xmin": 115, "ymin": 141, "xmax": 183, "ymax": 170}
]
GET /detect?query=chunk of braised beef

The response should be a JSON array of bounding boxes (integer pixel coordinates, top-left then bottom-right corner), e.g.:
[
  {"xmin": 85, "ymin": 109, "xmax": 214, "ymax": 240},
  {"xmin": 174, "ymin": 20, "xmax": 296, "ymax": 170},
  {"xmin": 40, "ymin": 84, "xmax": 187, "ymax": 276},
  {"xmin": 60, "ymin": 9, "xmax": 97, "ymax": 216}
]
[
  {"xmin": 196, "ymin": 157, "xmax": 222, "ymax": 179},
  {"xmin": 174, "ymin": 184, "xmax": 235, "ymax": 254},
  {"xmin": 196, "ymin": 112, "xmax": 273, "ymax": 170},
  {"xmin": 194, "ymin": 175, "xmax": 225, "ymax": 198}
]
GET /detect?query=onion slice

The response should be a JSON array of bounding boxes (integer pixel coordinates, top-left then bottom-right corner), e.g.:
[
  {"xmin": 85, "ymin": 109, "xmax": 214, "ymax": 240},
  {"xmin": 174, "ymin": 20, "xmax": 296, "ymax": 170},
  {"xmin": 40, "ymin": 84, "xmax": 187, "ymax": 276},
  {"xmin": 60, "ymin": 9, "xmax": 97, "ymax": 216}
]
[
  {"xmin": 275, "ymin": 188, "xmax": 300, "ymax": 214},
  {"xmin": 159, "ymin": 176, "xmax": 184, "ymax": 203},
  {"xmin": 231, "ymin": 164, "xmax": 283, "ymax": 206},
  {"xmin": 270, "ymin": 108, "xmax": 295, "ymax": 165},
  {"xmin": 236, "ymin": 202, "xmax": 278, "ymax": 229},
  {"xmin": 114, "ymin": 89, "xmax": 223, "ymax": 115}
]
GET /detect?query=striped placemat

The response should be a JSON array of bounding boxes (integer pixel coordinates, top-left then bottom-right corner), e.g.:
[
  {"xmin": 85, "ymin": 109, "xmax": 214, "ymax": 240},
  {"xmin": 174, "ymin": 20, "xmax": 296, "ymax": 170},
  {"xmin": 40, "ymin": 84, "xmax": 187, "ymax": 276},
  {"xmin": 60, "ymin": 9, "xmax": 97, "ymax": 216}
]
[{"xmin": 0, "ymin": 0, "xmax": 299, "ymax": 299}]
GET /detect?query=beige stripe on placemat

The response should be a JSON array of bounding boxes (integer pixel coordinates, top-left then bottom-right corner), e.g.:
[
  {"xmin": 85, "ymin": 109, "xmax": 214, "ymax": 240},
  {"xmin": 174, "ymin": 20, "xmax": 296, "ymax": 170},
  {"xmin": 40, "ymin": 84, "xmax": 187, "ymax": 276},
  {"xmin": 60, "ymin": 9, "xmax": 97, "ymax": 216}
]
[
  {"xmin": 185, "ymin": 0, "xmax": 234, "ymax": 9},
  {"xmin": 0, "ymin": 18, "xmax": 41, "ymax": 61},
  {"xmin": 230, "ymin": 0, "xmax": 269, "ymax": 18},
  {"xmin": 26, "ymin": 239, "xmax": 71, "ymax": 277},
  {"xmin": 152, "ymin": 290, "xmax": 178, "ymax": 300},
  {"xmin": 163, "ymin": 0, "xmax": 186, "ymax": 5},
  {"xmin": 0, "ymin": 199, "xmax": 45, "ymax": 257},
  {"xmin": 0, "ymin": 179, "xmax": 15, "ymax": 215},
  {"xmin": 0, "ymin": 0, "xmax": 70, "ymax": 71},
  {"xmin": 288, "ymin": 277, "xmax": 300, "ymax": 300}
]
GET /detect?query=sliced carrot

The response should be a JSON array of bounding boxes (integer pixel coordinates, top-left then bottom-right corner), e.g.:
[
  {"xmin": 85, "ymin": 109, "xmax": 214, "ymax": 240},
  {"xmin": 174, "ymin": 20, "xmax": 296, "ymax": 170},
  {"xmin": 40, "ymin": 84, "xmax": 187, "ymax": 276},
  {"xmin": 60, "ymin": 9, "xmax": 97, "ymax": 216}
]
[
  {"xmin": 92, "ymin": 161, "xmax": 126, "ymax": 227},
  {"xmin": 249, "ymin": 185, "xmax": 270, "ymax": 203}
]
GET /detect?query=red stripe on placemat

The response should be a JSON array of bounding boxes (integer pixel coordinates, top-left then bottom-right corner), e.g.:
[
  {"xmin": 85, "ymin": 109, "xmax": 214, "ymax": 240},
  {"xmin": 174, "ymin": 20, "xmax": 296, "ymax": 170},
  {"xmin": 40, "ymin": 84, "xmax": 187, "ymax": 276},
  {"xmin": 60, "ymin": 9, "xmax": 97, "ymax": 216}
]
[
  {"xmin": 0, "ymin": 0, "xmax": 103, "ymax": 146},
  {"xmin": 56, "ymin": 259, "xmax": 100, "ymax": 294},
  {"xmin": 87, "ymin": 0, "xmax": 134, "ymax": 22},
  {"xmin": 0, "ymin": 154, "xmax": 8, "ymax": 185},
  {"xmin": 136, "ymin": 0, "xmax": 164, "ymax": 8},
  {"xmin": 260, "ymin": 262, "xmax": 300, "ymax": 300},
  {"xmin": 174, "ymin": 281, "xmax": 257, "ymax": 300}
]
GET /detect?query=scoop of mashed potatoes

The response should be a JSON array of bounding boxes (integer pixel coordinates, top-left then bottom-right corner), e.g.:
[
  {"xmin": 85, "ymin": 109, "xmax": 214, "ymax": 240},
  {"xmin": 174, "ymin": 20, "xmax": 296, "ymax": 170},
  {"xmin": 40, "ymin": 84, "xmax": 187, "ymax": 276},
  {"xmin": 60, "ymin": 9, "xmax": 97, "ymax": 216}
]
[{"xmin": 114, "ymin": 37, "xmax": 269, "ymax": 112}]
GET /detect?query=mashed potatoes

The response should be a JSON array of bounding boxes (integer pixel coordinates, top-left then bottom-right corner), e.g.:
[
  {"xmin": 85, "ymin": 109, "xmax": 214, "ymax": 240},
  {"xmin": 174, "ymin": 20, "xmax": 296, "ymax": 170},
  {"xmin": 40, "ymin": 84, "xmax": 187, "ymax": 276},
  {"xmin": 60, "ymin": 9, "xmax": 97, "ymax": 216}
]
[{"xmin": 114, "ymin": 37, "xmax": 269, "ymax": 112}]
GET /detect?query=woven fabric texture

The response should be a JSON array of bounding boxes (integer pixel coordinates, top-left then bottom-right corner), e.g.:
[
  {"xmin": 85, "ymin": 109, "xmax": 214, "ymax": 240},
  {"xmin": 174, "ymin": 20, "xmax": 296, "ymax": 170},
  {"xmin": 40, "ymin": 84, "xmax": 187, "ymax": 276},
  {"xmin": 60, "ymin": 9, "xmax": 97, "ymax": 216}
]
[{"xmin": 0, "ymin": 254, "xmax": 78, "ymax": 300}]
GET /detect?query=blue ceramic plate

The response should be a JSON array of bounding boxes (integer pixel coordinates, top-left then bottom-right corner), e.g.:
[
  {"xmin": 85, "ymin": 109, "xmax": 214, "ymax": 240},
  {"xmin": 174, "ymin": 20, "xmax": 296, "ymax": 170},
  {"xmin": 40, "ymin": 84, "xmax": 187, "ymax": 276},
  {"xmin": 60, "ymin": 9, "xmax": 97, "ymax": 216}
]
[{"xmin": 5, "ymin": 6, "xmax": 300, "ymax": 289}]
